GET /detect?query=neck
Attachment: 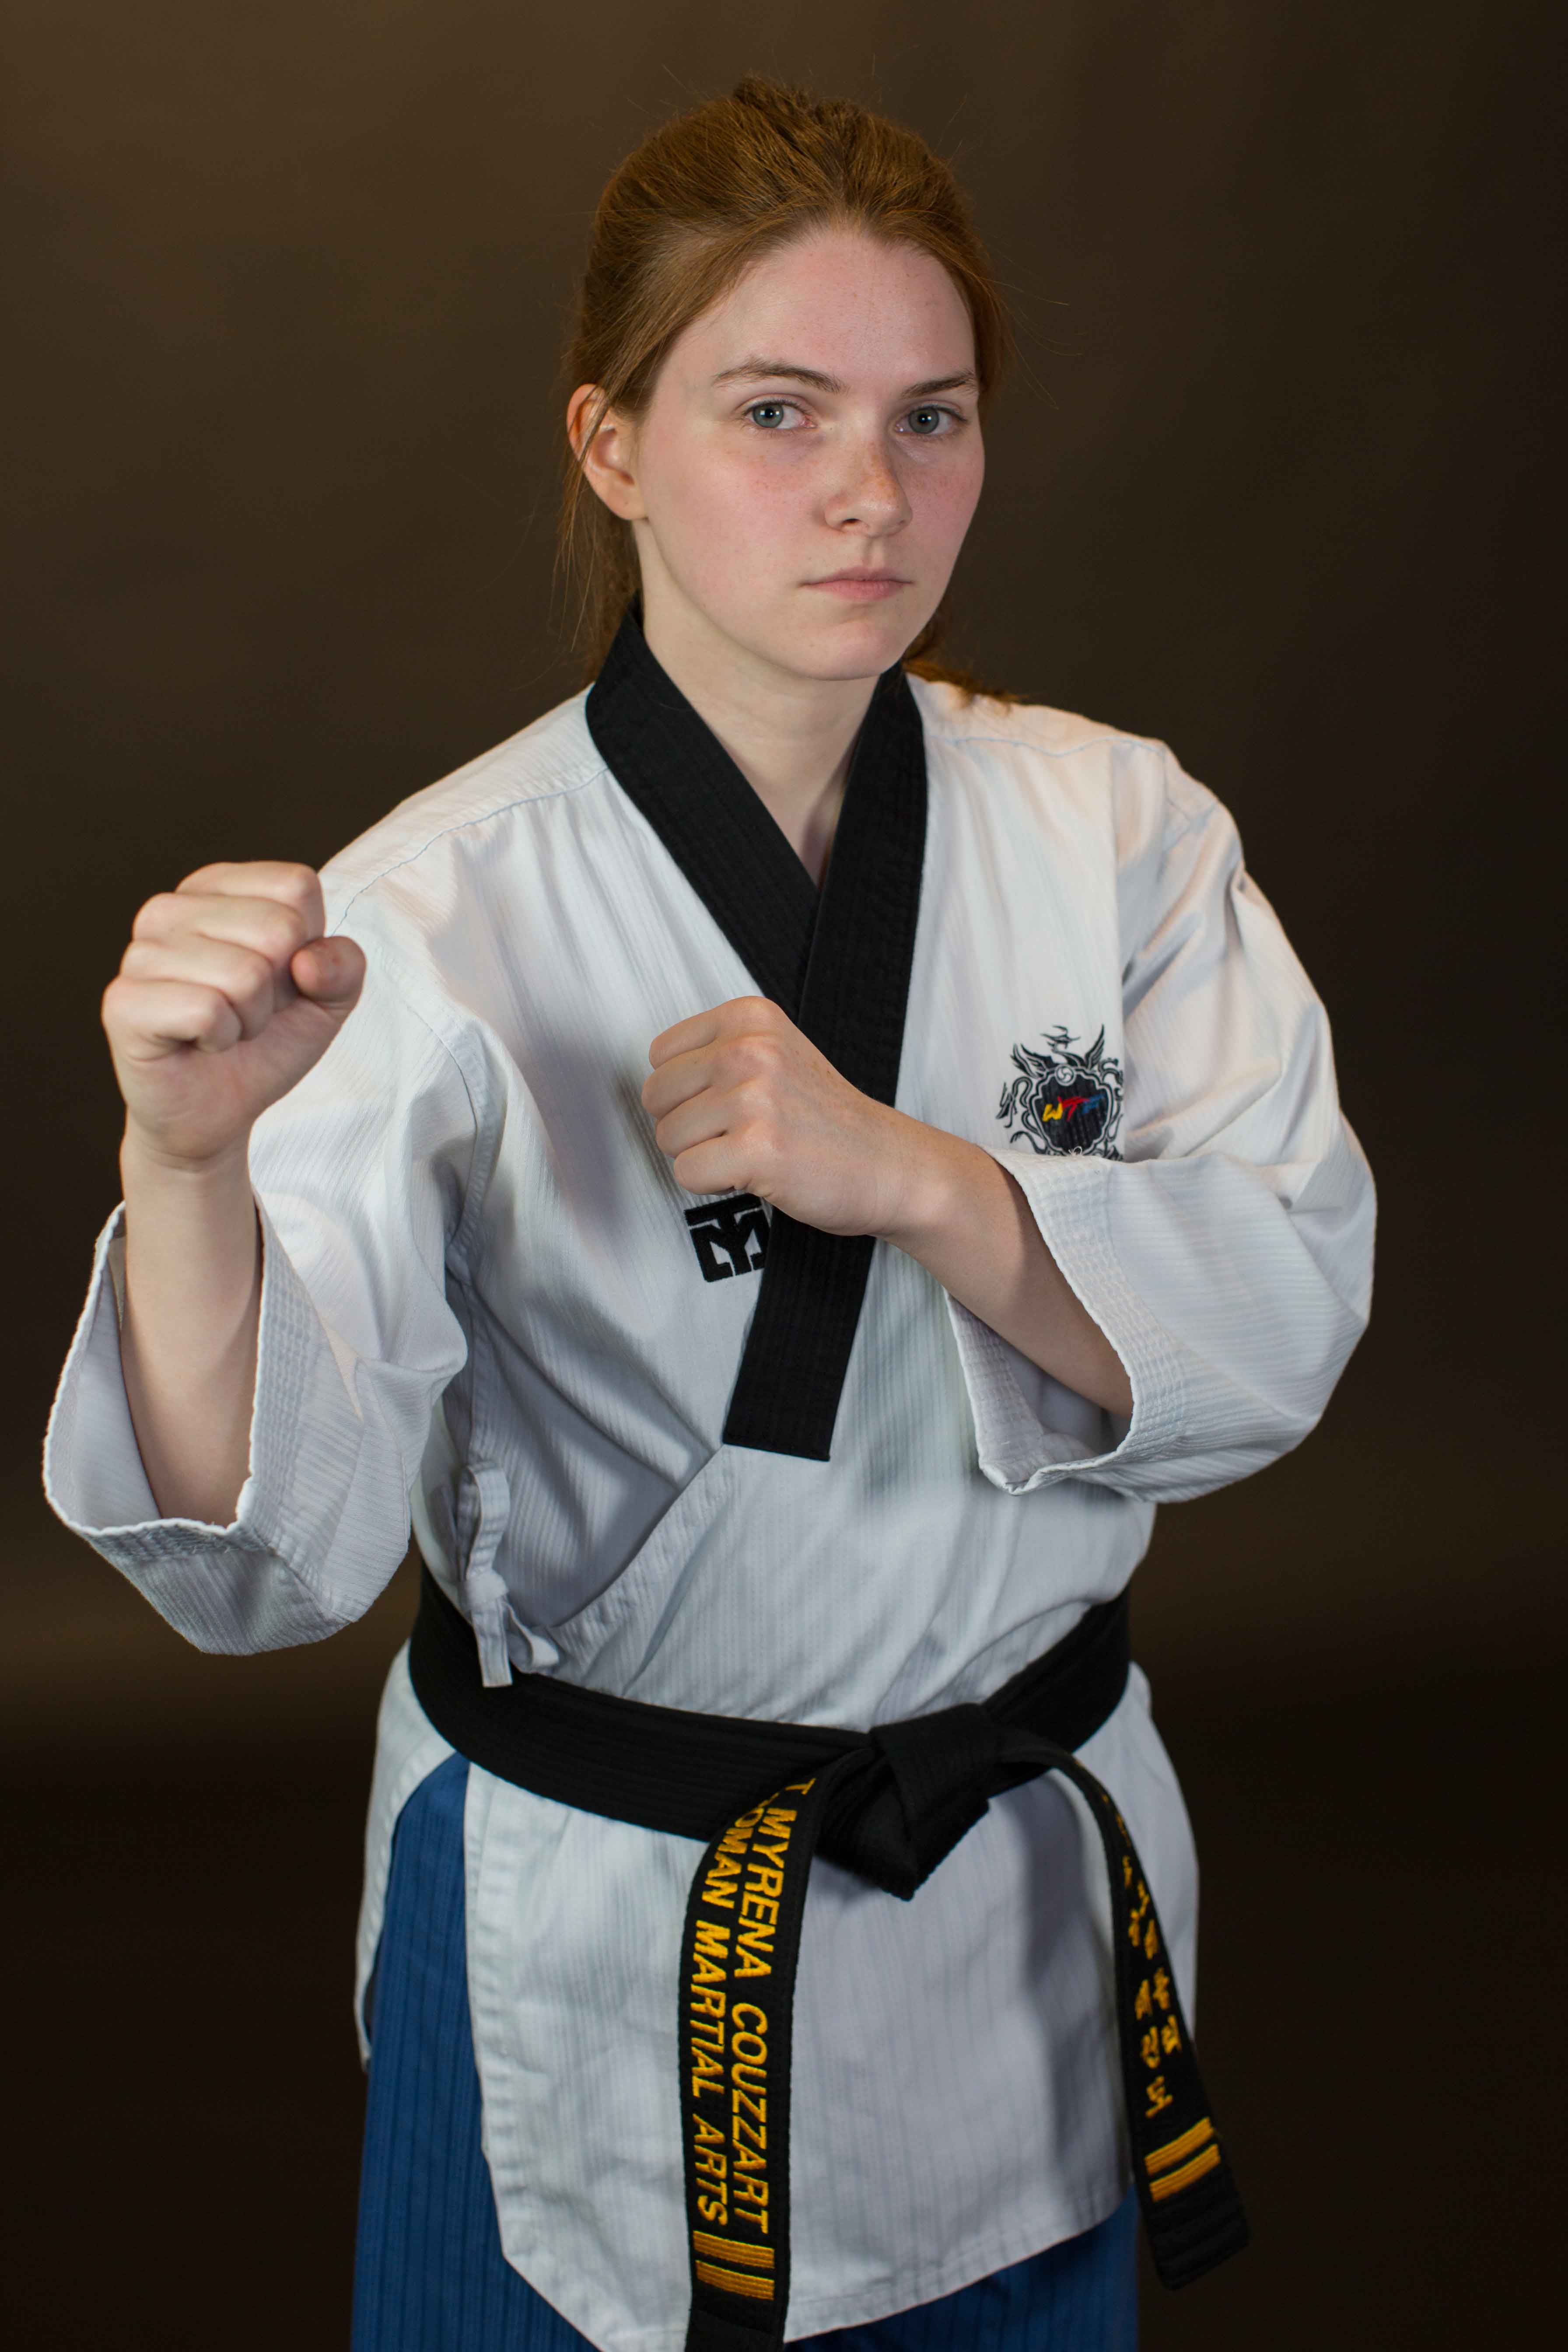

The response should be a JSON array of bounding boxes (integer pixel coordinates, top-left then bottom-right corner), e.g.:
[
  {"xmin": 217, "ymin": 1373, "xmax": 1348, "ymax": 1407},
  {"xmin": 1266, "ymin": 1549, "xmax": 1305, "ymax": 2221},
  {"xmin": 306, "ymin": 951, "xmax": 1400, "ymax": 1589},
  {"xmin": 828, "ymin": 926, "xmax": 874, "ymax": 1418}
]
[{"xmin": 639, "ymin": 589, "xmax": 883, "ymax": 890}]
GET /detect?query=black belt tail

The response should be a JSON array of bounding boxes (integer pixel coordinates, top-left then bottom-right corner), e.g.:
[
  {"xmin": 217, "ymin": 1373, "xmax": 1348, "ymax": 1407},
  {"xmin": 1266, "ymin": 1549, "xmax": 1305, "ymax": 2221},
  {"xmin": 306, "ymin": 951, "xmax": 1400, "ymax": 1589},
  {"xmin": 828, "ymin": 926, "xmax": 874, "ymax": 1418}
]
[
  {"xmin": 1031, "ymin": 1741, "xmax": 1251, "ymax": 2289},
  {"xmin": 676, "ymin": 1732, "xmax": 1247, "ymax": 2351}
]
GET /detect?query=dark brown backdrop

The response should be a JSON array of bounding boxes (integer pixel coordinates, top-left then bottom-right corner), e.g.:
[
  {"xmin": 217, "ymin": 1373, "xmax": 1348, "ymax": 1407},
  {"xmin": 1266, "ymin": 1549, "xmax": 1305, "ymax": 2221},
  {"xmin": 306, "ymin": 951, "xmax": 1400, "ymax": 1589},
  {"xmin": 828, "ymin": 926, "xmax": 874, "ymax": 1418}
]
[{"xmin": 4, "ymin": 4, "xmax": 1562, "ymax": 2347}]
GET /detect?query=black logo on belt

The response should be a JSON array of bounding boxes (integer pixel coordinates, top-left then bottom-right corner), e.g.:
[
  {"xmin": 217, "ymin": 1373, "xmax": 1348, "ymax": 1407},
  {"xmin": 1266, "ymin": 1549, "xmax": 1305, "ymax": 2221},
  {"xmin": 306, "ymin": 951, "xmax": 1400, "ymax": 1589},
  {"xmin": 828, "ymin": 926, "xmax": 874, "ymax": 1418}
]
[
  {"xmin": 998, "ymin": 1024, "xmax": 1125, "ymax": 1157},
  {"xmin": 685, "ymin": 1194, "xmax": 770, "ymax": 1281}
]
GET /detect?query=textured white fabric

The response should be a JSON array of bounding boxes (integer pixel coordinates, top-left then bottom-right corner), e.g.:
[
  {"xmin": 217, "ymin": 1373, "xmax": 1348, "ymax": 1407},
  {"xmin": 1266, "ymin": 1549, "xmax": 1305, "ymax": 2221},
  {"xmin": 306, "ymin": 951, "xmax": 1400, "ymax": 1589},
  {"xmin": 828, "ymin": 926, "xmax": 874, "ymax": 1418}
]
[{"xmin": 43, "ymin": 677, "xmax": 1373, "ymax": 2349}]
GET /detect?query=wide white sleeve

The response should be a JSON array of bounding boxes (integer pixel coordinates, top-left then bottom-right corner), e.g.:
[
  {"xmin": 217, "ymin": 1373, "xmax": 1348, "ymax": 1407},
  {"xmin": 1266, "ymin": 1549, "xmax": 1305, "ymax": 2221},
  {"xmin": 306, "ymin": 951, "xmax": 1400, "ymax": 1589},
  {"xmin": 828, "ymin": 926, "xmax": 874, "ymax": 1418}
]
[
  {"xmin": 41, "ymin": 949, "xmax": 482, "ymax": 1652},
  {"xmin": 949, "ymin": 748, "xmax": 1375, "ymax": 1500}
]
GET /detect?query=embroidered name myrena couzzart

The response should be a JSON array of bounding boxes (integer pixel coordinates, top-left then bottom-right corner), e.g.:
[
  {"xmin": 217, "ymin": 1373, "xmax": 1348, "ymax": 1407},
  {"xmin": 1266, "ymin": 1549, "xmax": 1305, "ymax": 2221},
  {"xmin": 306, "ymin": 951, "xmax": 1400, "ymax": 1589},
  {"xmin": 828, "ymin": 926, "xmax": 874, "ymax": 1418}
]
[{"xmin": 998, "ymin": 1026, "xmax": 1125, "ymax": 1158}]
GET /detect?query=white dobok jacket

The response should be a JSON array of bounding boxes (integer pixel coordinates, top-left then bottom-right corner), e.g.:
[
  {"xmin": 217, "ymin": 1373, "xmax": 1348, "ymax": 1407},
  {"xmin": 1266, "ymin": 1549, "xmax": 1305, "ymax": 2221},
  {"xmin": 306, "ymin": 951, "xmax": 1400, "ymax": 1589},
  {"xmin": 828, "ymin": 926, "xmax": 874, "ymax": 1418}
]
[{"xmin": 45, "ymin": 615, "xmax": 1374, "ymax": 2350}]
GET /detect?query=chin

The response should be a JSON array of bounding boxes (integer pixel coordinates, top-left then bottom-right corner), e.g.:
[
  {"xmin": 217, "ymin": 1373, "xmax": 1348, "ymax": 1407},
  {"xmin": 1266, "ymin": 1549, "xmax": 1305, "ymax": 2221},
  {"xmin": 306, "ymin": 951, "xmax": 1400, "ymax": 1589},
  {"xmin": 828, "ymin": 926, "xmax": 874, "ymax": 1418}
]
[{"xmin": 762, "ymin": 601, "xmax": 930, "ymax": 683}]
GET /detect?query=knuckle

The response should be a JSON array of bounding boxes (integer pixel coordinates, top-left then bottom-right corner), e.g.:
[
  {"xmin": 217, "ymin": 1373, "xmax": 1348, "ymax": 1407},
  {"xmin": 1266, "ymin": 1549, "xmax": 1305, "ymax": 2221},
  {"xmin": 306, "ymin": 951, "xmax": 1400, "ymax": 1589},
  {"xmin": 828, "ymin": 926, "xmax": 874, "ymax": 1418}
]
[
  {"xmin": 729, "ymin": 1038, "xmax": 777, "ymax": 1083},
  {"xmin": 131, "ymin": 891, "xmax": 181, "ymax": 940},
  {"xmin": 260, "ymin": 904, "xmax": 310, "ymax": 959},
  {"xmin": 191, "ymin": 985, "xmax": 238, "ymax": 1038},
  {"xmin": 121, "ymin": 940, "xmax": 168, "ymax": 987},
  {"xmin": 269, "ymin": 862, "xmax": 320, "ymax": 917},
  {"xmin": 228, "ymin": 942, "xmax": 277, "ymax": 1000}
]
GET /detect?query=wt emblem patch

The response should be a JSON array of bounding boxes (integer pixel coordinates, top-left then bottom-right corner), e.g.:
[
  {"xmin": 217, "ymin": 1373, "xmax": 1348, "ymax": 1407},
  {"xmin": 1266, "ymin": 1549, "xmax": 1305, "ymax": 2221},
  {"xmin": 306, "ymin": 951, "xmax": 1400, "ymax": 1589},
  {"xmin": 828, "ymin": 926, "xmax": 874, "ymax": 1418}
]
[
  {"xmin": 685, "ymin": 1193, "xmax": 770, "ymax": 1282},
  {"xmin": 998, "ymin": 1026, "xmax": 1125, "ymax": 1158}
]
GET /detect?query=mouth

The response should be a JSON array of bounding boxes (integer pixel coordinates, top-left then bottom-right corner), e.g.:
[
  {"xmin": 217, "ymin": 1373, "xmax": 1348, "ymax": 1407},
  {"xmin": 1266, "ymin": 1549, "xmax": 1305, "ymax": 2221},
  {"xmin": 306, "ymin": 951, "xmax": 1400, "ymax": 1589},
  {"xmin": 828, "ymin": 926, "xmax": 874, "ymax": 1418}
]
[{"xmin": 805, "ymin": 571, "xmax": 910, "ymax": 600}]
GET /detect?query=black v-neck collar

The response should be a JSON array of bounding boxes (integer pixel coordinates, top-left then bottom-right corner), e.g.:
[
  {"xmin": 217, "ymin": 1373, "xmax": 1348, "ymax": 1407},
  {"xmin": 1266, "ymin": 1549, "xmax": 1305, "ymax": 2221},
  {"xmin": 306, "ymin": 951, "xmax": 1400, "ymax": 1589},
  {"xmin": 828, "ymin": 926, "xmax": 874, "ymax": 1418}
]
[
  {"xmin": 585, "ymin": 601, "xmax": 823, "ymax": 1018},
  {"xmin": 586, "ymin": 601, "xmax": 929, "ymax": 1460}
]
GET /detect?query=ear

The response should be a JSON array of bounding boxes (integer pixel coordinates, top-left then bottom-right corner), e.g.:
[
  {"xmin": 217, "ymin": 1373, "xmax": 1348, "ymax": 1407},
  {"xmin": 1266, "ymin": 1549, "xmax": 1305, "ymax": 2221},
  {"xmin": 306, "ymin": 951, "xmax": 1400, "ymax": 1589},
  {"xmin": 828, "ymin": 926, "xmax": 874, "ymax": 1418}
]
[{"xmin": 567, "ymin": 383, "xmax": 648, "ymax": 523}]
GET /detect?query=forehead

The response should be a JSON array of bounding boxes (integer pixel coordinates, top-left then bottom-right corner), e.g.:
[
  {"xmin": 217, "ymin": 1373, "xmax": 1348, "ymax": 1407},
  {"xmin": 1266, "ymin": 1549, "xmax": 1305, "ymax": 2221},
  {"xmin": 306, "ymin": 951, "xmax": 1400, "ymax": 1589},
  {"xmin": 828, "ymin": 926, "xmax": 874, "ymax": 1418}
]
[{"xmin": 665, "ymin": 229, "xmax": 976, "ymax": 390}]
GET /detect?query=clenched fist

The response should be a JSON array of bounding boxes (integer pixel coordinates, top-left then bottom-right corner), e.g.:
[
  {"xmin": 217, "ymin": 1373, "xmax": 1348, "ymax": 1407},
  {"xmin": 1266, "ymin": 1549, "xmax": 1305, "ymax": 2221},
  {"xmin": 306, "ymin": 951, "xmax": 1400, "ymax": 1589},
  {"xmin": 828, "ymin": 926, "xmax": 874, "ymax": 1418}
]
[
  {"xmin": 641, "ymin": 994, "xmax": 929, "ymax": 1239},
  {"xmin": 103, "ymin": 861, "xmax": 365, "ymax": 1171},
  {"xmin": 640, "ymin": 995, "xmax": 1134, "ymax": 1419}
]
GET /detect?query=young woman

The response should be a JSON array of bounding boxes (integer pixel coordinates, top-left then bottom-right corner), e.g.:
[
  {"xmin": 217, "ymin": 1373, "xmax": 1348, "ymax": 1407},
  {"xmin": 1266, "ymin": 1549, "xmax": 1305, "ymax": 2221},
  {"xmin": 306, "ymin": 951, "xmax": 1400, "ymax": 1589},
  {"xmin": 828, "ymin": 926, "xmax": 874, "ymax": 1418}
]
[{"xmin": 45, "ymin": 76, "xmax": 1374, "ymax": 2352}]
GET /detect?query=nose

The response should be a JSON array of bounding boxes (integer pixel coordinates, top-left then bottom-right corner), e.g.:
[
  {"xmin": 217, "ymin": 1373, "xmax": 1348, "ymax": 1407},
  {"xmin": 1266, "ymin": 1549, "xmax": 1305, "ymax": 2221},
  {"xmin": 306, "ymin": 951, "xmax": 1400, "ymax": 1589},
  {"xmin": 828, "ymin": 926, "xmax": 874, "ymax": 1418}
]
[{"xmin": 822, "ymin": 433, "xmax": 912, "ymax": 536}]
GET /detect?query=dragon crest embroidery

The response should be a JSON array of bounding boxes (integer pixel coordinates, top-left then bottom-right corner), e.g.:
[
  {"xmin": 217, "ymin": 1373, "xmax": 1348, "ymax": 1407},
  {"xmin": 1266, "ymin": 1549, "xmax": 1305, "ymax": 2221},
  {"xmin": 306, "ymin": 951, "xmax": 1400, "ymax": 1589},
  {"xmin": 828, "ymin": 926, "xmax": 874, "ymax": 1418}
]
[{"xmin": 997, "ymin": 1025, "xmax": 1124, "ymax": 1158}]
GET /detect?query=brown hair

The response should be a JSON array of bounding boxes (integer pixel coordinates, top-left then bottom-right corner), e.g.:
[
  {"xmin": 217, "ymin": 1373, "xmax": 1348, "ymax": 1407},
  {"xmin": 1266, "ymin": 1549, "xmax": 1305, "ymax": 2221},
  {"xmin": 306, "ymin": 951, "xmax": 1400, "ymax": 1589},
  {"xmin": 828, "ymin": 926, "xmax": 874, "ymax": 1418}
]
[{"xmin": 556, "ymin": 75, "xmax": 1015, "ymax": 695}]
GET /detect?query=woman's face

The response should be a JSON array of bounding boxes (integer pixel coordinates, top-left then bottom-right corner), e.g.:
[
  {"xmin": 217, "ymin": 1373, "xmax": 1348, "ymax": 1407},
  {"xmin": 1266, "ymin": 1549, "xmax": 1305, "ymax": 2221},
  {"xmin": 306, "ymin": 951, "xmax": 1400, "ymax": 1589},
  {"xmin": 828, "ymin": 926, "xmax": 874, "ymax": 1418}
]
[{"xmin": 576, "ymin": 227, "xmax": 986, "ymax": 687}]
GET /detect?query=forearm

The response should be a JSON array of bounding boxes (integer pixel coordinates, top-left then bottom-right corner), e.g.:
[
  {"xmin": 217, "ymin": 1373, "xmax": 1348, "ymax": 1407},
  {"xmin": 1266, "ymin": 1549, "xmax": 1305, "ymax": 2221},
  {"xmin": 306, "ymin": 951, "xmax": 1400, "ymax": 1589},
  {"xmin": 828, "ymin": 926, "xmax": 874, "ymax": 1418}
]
[
  {"xmin": 878, "ymin": 1116, "xmax": 1134, "ymax": 1419},
  {"xmin": 118, "ymin": 1128, "xmax": 262, "ymax": 1523}
]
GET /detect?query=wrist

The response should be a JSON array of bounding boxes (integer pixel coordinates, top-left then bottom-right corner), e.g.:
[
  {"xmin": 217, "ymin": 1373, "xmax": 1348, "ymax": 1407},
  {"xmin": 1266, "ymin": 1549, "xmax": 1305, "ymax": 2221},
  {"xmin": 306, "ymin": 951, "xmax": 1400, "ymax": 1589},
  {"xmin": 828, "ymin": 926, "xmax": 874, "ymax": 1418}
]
[
  {"xmin": 120, "ymin": 1120, "xmax": 253, "ymax": 1192},
  {"xmin": 873, "ymin": 1116, "xmax": 984, "ymax": 1250}
]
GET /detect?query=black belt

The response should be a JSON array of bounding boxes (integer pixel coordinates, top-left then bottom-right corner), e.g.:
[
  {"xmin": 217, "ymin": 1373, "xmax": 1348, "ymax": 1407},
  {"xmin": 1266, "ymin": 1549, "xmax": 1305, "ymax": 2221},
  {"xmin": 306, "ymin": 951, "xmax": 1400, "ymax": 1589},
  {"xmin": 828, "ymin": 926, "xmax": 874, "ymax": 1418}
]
[{"xmin": 409, "ymin": 1565, "xmax": 1248, "ymax": 2346}]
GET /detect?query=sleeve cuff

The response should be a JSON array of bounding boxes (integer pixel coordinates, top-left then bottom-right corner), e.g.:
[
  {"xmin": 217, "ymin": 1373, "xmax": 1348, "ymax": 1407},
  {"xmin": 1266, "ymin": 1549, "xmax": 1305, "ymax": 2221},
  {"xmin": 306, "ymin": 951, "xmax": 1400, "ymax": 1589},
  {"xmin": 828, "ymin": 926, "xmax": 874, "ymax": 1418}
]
[
  {"xmin": 947, "ymin": 1149, "xmax": 1186, "ymax": 1495},
  {"xmin": 42, "ymin": 1199, "xmax": 373, "ymax": 1651}
]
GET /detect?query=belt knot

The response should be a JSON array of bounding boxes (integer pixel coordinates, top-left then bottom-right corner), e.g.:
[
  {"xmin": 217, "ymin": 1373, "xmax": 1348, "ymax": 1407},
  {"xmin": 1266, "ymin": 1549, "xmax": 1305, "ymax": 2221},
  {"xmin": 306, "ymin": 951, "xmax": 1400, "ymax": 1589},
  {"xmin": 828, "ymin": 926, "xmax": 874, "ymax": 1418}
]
[{"xmin": 817, "ymin": 1701, "xmax": 1028, "ymax": 1899}]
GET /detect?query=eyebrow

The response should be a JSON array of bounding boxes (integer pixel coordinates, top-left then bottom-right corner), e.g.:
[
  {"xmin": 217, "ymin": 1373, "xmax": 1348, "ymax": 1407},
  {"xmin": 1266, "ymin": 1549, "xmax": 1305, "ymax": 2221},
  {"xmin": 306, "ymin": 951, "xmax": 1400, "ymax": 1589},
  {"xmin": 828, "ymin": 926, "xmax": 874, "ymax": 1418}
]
[{"xmin": 710, "ymin": 358, "xmax": 979, "ymax": 399}]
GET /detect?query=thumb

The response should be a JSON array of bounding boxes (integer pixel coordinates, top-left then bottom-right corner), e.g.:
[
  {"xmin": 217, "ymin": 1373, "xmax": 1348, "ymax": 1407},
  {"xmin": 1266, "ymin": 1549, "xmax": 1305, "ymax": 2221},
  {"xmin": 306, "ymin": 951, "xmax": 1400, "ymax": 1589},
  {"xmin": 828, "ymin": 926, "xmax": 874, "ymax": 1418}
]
[{"xmin": 290, "ymin": 935, "xmax": 366, "ymax": 1013}]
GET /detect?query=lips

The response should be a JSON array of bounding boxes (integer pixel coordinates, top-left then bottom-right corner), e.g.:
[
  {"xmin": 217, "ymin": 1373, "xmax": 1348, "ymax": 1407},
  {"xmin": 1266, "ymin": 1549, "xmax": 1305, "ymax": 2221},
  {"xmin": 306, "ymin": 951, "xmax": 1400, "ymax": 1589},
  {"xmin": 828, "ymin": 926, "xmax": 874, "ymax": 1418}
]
[{"xmin": 806, "ymin": 574, "xmax": 908, "ymax": 598}]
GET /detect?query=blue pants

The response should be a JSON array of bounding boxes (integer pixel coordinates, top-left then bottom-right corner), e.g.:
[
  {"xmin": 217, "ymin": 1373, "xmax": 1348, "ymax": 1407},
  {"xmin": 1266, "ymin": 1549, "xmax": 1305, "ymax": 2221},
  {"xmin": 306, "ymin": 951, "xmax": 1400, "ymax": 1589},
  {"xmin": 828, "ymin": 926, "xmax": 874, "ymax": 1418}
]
[{"xmin": 353, "ymin": 1755, "xmax": 1139, "ymax": 2350}]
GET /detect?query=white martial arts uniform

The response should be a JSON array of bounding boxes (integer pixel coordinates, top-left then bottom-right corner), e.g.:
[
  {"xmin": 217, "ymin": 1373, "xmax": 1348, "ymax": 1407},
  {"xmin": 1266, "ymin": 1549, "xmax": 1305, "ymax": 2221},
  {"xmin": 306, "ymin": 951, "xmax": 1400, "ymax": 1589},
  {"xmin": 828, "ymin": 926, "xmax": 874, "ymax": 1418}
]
[{"xmin": 44, "ymin": 638, "xmax": 1374, "ymax": 2351}]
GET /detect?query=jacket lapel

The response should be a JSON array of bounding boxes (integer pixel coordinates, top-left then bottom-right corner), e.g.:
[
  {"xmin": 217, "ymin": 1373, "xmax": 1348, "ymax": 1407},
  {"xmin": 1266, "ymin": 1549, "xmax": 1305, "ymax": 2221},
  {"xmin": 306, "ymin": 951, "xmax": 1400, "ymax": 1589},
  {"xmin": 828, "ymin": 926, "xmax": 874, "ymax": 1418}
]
[{"xmin": 586, "ymin": 603, "xmax": 928, "ymax": 1460}]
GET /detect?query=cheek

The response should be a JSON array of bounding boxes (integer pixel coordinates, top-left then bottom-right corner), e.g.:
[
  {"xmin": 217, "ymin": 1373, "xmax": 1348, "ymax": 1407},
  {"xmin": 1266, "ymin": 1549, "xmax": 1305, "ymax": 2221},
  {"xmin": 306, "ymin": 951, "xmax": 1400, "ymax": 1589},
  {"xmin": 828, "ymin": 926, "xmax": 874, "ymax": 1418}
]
[
  {"xmin": 647, "ymin": 430, "xmax": 815, "ymax": 560},
  {"xmin": 921, "ymin": 445, "xmax": 985, "ymax": 549}
]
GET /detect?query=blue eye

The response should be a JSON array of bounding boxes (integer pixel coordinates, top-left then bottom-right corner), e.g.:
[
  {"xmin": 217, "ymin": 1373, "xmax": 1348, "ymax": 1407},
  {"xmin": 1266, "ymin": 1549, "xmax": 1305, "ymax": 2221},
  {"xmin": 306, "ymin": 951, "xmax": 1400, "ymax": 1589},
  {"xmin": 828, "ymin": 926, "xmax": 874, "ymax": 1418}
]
[
  {"xmin": 746, "ymin": 401, "xmax": 800, "ymax": 430},
  {"xmin": 904, "ymin": 406, "xmax": 951, "ymax": 436}
]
